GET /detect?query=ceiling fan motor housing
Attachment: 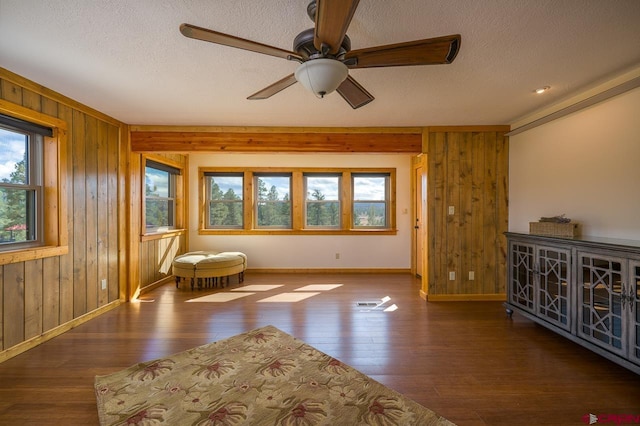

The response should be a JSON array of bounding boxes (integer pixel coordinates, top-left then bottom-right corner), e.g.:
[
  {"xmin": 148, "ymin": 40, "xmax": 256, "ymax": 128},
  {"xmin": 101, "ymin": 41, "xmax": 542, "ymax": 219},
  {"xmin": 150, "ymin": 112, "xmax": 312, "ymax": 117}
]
[{"xmin": 293, "ymin": 28, "xmax": 351, "ymax": 60}]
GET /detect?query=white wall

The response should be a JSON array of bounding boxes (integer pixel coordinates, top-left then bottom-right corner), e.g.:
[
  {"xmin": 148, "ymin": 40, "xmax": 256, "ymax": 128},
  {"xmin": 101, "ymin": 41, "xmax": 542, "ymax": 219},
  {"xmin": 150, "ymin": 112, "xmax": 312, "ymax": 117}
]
[
  {"xmin": 509, "ymin": 86, "xmax": 640, "ymax": 239},
  {"xmin": 188, "ymin": 153, "xmax": 414, "ymax": 269}
]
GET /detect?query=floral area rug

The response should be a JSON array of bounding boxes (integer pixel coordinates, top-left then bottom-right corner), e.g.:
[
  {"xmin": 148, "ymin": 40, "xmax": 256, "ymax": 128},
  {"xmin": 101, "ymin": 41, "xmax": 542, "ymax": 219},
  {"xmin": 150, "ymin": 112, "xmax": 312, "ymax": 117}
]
[{"xmin": 95, "ymin": 325, "xmax": 454, "ymax": 425}]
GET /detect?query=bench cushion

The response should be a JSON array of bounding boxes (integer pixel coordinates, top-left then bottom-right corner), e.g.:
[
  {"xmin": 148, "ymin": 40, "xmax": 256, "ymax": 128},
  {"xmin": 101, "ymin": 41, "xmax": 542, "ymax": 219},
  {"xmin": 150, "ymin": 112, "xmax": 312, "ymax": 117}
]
[{"xmin": 172, "ymin": 251, "xmax": 247, "ymax": 279}]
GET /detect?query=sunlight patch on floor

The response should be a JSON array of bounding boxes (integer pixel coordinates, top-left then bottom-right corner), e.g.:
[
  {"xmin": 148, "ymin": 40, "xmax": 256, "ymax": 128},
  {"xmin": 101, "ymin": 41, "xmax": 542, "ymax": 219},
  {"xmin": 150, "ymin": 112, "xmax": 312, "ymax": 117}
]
[
  {"xmin": 257, "ymin": 292, "xmax": 321, "ymax": 303},
  {"xmin": 294, "ymin": 284, "xmax": 343, "ymax": 291},
  {"xmin": 230, "ymin": 285, "xmax": 284, "ymax": 292},
  {"xmin": 187, "ymin": 292, "xmax": 256, "ymax": 303}
]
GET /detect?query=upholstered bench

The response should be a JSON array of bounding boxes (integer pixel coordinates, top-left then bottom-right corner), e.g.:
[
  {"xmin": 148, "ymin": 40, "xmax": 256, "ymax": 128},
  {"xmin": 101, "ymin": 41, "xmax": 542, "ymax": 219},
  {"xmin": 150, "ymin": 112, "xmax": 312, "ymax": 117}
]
[{"xmin": 172, "ymin": 251, "xmax": 247, "ymax": 290}]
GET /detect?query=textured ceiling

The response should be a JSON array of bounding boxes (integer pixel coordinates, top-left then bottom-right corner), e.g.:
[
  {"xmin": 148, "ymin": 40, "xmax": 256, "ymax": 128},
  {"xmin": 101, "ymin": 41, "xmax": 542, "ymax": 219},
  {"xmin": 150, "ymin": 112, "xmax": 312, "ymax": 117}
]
[{"xmin": 1, "ymin": 0, "xmax": 640, "ymax": 127}]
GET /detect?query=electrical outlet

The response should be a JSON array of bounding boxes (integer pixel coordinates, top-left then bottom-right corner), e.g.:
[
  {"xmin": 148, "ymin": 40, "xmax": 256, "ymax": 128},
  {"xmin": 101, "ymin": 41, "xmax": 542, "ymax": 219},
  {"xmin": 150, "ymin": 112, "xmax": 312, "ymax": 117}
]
[
  {"xmin": 469, "ymin": 271, "xmax": 475, "ymax": 280},
  {"xmin": 448, "ymin": 206, "xmax": 455, "ymax": 215},
  {"xmin": 101, "ymin": 278, "xmax": 107, "ymax": 290},
  {"xmin": 335, "ymin": 253, "xmax": 340, "ymax": 260},
  {"xmin": 449, "ymin": 271, "xmax": 455, "ymax": 280}
]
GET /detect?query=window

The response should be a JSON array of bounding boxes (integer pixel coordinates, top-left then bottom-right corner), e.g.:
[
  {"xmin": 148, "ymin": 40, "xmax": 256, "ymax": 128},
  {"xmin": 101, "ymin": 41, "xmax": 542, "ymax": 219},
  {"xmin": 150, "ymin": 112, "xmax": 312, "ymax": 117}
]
[
  {"xmin": 352, "ymin": 173, "xmax": 390, "ymax": 228},
  {"xmin": 0, "ymin": 116, "xmax": 47, "ymax": 250},
  {"xmin": 144, "ymin": 160, "xmax": 179, "ymax": 232},
  {"xmin": 199, "ymin": 167, "xmax": 396, "ymax": 235},
  {"xmin": 255, "ymin": 174, "xmax": 291, "ymax": 228},
  {"xmin": 205, "ymin": 173, "xmax": 243, "ymax": 228},
  {"xmin": 304, "ymin": 174, "xmax": 340, "ymax": 228}
]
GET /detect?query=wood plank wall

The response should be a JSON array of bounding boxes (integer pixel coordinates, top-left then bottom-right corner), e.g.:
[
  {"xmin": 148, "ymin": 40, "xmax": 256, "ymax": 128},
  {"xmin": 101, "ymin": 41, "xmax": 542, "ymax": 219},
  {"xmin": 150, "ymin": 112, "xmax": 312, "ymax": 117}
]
[
  {"xmin": 132, "ymin": 153, "xmax": 188, "ymax": 296},
  {"xmin": 0, "ymin": 68, "xmax": 126, "ymax": 359},
  {"xmin": 426, "ymin": 127, "xmax": 509, "ymax": 299}
]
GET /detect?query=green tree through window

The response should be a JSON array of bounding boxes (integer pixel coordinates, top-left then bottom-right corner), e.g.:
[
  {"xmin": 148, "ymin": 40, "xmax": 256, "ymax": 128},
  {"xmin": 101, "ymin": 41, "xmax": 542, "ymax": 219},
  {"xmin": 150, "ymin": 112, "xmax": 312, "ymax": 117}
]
[
  {"xmin": 0, "ymin": 126, "xmax": 39, "ymax": 246},
  {"xmin": 207, "ymin": 174, "xmax": 243, "ymax": 228},
  {"xmin": 256, "ymin": 175, "xmax": 291, "ymax": 228}
]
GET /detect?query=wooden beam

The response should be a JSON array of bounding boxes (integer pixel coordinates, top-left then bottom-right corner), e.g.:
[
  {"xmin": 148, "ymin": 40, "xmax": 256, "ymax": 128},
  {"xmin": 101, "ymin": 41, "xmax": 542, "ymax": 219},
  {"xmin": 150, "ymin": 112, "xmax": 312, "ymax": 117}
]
[{"xmin": 130, "ymin": 131, "xmax": 422, "ymax": 153}]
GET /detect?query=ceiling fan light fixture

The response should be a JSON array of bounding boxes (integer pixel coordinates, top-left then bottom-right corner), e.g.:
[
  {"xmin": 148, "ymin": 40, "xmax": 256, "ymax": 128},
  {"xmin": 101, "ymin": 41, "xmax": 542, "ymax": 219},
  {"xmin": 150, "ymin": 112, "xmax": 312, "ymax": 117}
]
[{"xmin": 295, "ymin": 58, "xmax": 348, "ymax": 98}]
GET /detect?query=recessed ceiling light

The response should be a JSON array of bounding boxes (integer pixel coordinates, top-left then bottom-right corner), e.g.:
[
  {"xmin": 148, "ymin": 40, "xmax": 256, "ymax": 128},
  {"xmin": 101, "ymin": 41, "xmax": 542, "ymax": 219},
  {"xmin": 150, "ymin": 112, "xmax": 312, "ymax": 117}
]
[{"xmin": 535, "ymin": 86, "xmax": 551, "ymax": 94}]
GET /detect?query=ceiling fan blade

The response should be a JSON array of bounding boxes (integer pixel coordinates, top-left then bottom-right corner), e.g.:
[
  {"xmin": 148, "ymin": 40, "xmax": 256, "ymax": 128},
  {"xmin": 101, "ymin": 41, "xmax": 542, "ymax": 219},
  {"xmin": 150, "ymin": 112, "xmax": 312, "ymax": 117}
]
[
  {"xmin": 337, "ymin": 76, "xmax": 374, "ymax": 109},
  {"xmin": 247, "ymin": 74, "xmax": 298, "ymax": 100},
  {"xmin": 180, "ymin": 23, "xmax": 303, "ymax": 61},
  {"xmin": 314, "ymin": 0, "xmax": 360, "ymax": 55},
  {"xmin": 344, "ymin": 34, "xmax": 461, "ymax": 68}
]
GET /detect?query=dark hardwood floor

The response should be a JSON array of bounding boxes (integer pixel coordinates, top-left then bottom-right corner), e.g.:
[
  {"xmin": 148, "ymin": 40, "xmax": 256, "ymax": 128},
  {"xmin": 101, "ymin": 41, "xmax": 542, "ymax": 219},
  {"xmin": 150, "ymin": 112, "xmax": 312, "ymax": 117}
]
[{"xmin": 0, "ymin": 273, "xmax": 639, "ymax": 425}]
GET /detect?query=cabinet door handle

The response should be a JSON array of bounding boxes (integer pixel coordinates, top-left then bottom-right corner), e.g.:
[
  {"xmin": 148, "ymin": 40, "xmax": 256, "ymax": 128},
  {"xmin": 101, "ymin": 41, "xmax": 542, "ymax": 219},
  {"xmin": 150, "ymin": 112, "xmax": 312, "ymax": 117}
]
[{"xmin": 620, "ymin": 284, "xmax": 628, "ymax": 310}]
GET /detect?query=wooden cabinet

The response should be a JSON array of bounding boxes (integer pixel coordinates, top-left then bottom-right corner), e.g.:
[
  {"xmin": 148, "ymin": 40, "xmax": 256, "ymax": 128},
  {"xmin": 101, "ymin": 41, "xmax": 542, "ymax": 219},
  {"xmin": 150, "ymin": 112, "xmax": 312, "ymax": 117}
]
[
  {"xmin": 508, "ymin": 240, "xmax": 571, "ymax": 330},
  {"xmin": 506, "ymin": 233, "xmax": 640, "ymax": 375}
]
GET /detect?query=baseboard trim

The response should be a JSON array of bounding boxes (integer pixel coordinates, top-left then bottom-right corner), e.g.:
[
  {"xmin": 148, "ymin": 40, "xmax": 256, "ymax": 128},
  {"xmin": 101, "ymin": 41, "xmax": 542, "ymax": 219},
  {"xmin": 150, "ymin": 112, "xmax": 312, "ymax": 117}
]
[
  {"xmin": 0, "ymin": 299, "xmax": 122, "ymax": 364},
  {"xmin": 427, "ymin": 293, "xmax": 506, "ymax": 302},
  {"xmin": 246, "ymin": 268, "xmax": 411, "ymax": 274}
]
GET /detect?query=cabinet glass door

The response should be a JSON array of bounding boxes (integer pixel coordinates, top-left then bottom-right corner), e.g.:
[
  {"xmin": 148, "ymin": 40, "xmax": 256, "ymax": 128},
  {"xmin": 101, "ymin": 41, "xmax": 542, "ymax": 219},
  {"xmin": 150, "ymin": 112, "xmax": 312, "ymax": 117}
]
[
  {"xmin": 631, "ymin": 261, "xmax": 640, "ymax": 365},
  {"xmin": 537, "ymin": 246, "xmax": 571, "ymax": 330},
  {"xmin": 510, "ymin": 242, "xmax": 535, "ymax": 313},
  {"xmin": 578, "ymin": 253, "xmax": 626, "ymax": 357}
]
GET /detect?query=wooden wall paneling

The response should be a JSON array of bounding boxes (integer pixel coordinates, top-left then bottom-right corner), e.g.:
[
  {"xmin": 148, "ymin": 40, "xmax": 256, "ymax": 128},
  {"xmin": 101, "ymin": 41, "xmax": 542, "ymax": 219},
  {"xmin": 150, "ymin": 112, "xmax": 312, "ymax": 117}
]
[
  {"xmin": 72, "ymin": 109, "xmax": 87, "ymax": 317},
  {"xmin": 482, "ymin": 132, "xmax": 498, "ymax": 294},
  {"xmin": 128, "ymin": 153, "xmax": 141, "ymax": 299},
  {"xmin": 85, "ymin": 115, "xmax": 99, "ymax": 312},
  {"xmin": 157, "ymin": 239, "xmax": 164, "ymax": 282},
  {"xmin": 495, "ymin": 133, "xmax": 509, "ymax": 294},
  {"xmin": 140, "ymin": 241, "xmax": 146, "ymax": 287},
  {"xmin": 42, "ymin": 256, "xmax": 60, "ymax": 331},
  {"xmin": 445, "ymin": 133, "xmax": 461, "ymax": 295},
  {"xmin": 23, "ymin": 259, "xmax": 43, "ymax": 340},
  {"xmin": 41, "ymin": 96, "xmax": 58, "ymax": 118},
  {"xmin": 108, "ymin": 124, "xmax": 120, "ymax": 303},
  {"xmin": 426, "ymin": 129, "xmax": 509, "ymax": 298},
  {"xmin": 459, "ymin": 132, "xmax": 474, "ymax": 294},
  {"xmin": 428, "ymin": 132, "xmax": 447, "ymax": 294},
  {"xmin": 3, "ymin": 262, "xmax": 24, "ymax": 348},
  {"xmin": 97, "ymin": 120, "xmax": 109, "ymax": 307},
  {"xmin": 21, "ymin": 89, "xmax": 41, "ymax": 112},
  {"xmin": 0, "ymin": 79, "xmax": 22, "ymax": 104},
  {"xmin": 57, "ymin": 103, "xmax": 74, "ymax": 323},
  {"xmin": 471, "ymin": 132, "xmax": 486, "ymax": 294},
  {"xmin": 0, "ymin": 69, "xmax": 126, "ymax": 359},
  {"xmin": 149, "ymin": 241, "xmax": 155, "ymax": 285}
]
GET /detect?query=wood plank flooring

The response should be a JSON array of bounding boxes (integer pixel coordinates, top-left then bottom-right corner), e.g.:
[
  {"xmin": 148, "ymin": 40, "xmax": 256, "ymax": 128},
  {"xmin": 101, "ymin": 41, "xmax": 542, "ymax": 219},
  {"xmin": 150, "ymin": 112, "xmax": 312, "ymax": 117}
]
[{"xmin": 0, "ymin": 273, "xmax": 639, "ymax": 425}]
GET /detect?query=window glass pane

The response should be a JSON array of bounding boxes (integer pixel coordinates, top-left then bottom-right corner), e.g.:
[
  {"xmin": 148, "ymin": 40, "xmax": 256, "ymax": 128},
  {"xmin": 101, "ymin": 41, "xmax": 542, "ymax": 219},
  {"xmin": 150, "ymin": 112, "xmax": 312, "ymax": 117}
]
[
  {"xmin": 145, "ymin": 164, "xmax": 175, "ymax": 231},
  {"xmin": 145, "ymin": 167, "xmax": 169, "ymax": 198},
  {"xmin": 0, "ymin": 128, "xmax": 28, "ymax": 184},
  {"xmin": 353, "ymin": 202, "xmax": 387, "ymax": 226},
  {"xmin": 208, "ymin": 176, "xmax": 243, "ymax": 227},
  {"xmin": 256, "ymin": 175, "xmax": 291, "ymax": 227},
  {"xmin": 353, "ymin": 175, "xmax": 388, "ymax": 228},
  {"xmin": 305, "ymin": 175, "xmax": 340, "ymax": 227},
  {"xmin": 145, "ymin": 199, "xmax": 172, "ymax": 229},
  {"xmin": 0, "ymin": 187, "xmax": 35, "ymax": 243},
  {"xmin": 353, "ymin": 176, "xmax": 386, "ymax": 200}
]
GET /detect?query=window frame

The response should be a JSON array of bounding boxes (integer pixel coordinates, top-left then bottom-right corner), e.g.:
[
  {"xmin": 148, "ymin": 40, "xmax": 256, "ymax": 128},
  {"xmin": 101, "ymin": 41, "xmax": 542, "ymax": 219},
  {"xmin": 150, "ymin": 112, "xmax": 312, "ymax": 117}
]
[
  {"xmin": 199, "ymin": 167, "xmax": 396, "ymax": 235},
  {"xmin": 204, "ymin": 172, "xmax": 244, "ymax": 229},
  {"xmin": 0, "ymin": 101, "xmax": 68, "ymax": 265},
  {"xmin": 142, "ymin": 157, "xmax": 182, "ymax": 235},
  {"xmin": 351, "ymin": 173, "xmax": 391, "ymax": 229},
  {"xmin": 0, "ymin": 124, "xmax": 43, "ymax": 249},
  {"xmin": 303, "ymin": 173, "xmax": 342, "ymax": 229},
  {"xmin": 254, "ymin": 172, "xmax": 292, "ymax": 229}
]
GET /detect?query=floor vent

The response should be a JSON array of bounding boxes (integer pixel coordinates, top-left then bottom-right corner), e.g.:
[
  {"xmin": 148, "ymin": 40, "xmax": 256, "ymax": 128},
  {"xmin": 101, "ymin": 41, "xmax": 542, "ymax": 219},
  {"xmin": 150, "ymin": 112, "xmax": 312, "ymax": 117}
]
[{"xmin": 356, "ymin": 302, "xmax": 378, "ymax": 307}]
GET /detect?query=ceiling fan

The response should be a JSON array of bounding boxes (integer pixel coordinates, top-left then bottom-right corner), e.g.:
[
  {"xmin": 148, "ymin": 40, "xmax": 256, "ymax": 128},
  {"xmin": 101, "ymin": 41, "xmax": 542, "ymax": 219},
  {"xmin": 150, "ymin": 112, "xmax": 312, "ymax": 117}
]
[{"xmin": 180, "ymin": 0, "xmax": 460, "ymax": 109}]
